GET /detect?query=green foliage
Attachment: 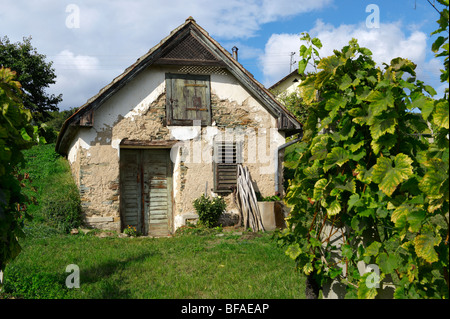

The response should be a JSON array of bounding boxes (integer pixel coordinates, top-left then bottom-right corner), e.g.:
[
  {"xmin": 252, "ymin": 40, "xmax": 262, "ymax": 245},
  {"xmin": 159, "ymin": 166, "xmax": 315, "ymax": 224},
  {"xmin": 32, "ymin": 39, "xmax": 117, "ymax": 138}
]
[
  {"xmin": 123, "ymin": 225, "xmax": 139, "ymax": 237},
  {"xmin": 430, "ymin": 0, "xmax": 449, "ymax": 86},
  {"xmin": 3, "ymin": 265, "xmax": 68, "ymax": 299},
  {"xmin": 192, "ymin": 194, "xmax": 226, "ymax": 228},
  {"xmin": 19, "ymin": 144, "xmax": 82, "ymax": 235},
  {"xmin": 0, "ymin": 36, "xmax": 62, "ymax": 122},
  {"xmin": 298, "ymin": 32, "xmax": 322, "ymax": 74},
  {"xmin": 279, "ymin": 33, "xmax": 449, "ymax": 298},
  {"xmin": 40, "ymin": 107, "xmax": 79, "ymax": 143},
  {"xmin": 40, "ymin": 180, "xmax": 82, "ymax": 234},
  {"xmin": 276, "ymin": 91, "xmax": 310, "ymax": 125},
  {"xmin": 0, "ymin": 67, "xmax": 41, "ymax": 272}
]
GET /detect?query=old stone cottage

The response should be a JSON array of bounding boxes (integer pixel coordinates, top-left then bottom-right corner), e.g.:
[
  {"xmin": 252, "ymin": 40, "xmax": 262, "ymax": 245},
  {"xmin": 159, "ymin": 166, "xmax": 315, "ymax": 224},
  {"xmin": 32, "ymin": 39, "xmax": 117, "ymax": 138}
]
[{"xmin": 56, "ymin": 17, "xmax": 302, "ymax": 236}]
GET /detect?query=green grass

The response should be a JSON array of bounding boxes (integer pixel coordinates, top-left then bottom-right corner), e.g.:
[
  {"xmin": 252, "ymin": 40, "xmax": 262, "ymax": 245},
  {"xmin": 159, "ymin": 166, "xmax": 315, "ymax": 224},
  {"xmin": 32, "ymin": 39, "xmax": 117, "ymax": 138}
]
[
  {"xmin": 19, "ymin": 143, "xmax": 82, "ymax": 236},
  {"xmin": 1, "ymin": 143, "xmax": 306, "ymax": 299},
  {"xmin": 4, "ymin": 230, "xmax": 305, "ymax": 299}
]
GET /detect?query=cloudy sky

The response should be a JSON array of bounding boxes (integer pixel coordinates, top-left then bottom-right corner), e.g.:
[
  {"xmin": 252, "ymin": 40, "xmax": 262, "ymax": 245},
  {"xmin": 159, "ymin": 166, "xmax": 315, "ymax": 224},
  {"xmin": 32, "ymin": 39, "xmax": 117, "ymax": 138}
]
[{"xmin": 0, "ymin": 0, "xmax": 446, "ymax": 110}]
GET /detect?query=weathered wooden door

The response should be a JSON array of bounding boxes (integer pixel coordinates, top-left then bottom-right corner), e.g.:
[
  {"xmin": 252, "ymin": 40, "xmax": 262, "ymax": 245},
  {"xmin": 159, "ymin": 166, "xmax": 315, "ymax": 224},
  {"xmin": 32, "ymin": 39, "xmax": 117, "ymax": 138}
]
[{"xmin": 120, "ymin": 149, "xmax": 172, "ymax": 236}]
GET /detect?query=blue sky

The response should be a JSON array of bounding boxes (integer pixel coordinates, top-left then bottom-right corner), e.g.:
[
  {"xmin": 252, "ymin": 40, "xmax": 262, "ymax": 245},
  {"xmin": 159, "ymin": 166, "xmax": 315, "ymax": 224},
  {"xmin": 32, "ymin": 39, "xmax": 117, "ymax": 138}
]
[{"xmin": 0, "ymin": 0, "xmax": 446, "ymax": 110}]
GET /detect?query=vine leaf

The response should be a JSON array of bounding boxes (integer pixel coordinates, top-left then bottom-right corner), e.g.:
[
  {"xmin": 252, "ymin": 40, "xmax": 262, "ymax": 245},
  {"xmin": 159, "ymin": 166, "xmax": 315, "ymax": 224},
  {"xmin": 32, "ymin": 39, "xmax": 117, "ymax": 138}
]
[
  {"xmin": 413, "ymin": 225, "xmax": 441, "ymax": 263},
  {"xmin": 432, "ymin": 100, "xmax": 449, "ymax": 129},
  {"xmin": 285, "ymin": 243, "xmax": 302, "ymax": 260},
  {"xmin": 339, "ymin": 73, "xmax": 353, "ymax": 90},
  {"xmin": 324, "ymin": 147, "xmax": 350, "ymax": 172},
  {"xmin": 357, "ymin": 272, "xmax": 383, "ymax": 299},
  {"xmin": 310, "ymin": 135, "xmax": 329, "ymax": 161},
  {"xmin": 419, "ymin": 158, "xmax": 448, "ymax": 200},
  {"xmin": 327, "ymin": 200, "xmax": 341, "ymax": 216},
  {"xmin": 313, "ymin": 178, "xmax": 328, "ymax": 200},
  {"xmin": 325, "ymin": 94, "xmax": 347, "ymax": 118},
  {"xmin": 372, "ymin": 153, "xmax": 413, "ymax": 197},
  {"xmin": 411, "ymin": 94, "xmax": 434, "ymax": 120},
  {"xmin": 370, "ymin": 117, "xmax": 397, "ymax": 140},
  {"xmin": 391, "ymin": 204, "xmax": 411, "ymax": 229},
  {"xmin": 355, "ymin": 164, "xmax": 373, "ymax": 184},
  {"xmin": 366, "ymin": 89, "xmax": 395, "ymax": 117},
  {"xmin": 364, "ymin": 241, "xmax": 382, "ymax": 257},
  {"xmin": 317, "ymin": 55, "xmax": 343, "ymax": 75},
  {"xmin": 377, "ymin": 252, "xmax": 399, "ymax": 274}
]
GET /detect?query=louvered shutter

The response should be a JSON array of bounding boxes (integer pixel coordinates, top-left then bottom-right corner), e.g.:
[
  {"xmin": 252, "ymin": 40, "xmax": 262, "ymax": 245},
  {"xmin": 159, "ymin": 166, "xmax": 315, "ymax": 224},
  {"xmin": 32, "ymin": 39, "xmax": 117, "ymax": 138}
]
[{"xmin": 213, "ymin": 141, "xmax": 242, "ymax": 192}]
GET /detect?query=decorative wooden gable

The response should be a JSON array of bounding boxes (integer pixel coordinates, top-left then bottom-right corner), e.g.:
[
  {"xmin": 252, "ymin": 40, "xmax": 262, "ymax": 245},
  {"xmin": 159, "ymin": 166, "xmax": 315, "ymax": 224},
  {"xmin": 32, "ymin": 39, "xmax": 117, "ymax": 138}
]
[{"xmin": 154, "ymin": 31, "xmax": 224, "ymax": 67}]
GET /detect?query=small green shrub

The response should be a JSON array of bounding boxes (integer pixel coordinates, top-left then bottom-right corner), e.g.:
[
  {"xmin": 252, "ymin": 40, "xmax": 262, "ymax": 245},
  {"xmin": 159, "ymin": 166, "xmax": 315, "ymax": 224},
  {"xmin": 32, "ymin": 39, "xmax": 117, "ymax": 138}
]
[
  {"xmin": 261, "ymin": 195, "xmax": 281, "ymax": 202},
  {"xmin": 192, "ymin": 194, "xmax": 226, "ymax": 228},
  {"xmin": 3, "ymin": 265, "xmax": 68, "ymax": 299},
  {"xmin": 123, "ymin": 225, "xmax": 139, "ymax": 237}
]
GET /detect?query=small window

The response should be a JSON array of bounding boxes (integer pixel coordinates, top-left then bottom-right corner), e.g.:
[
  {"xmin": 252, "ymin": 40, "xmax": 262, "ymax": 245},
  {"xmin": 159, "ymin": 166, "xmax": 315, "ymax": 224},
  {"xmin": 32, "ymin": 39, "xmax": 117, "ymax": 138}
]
[
  {"xmin": 213, "ymin": 141, "xmax": 242, "ymax": 192},
  {"xmin": 165, "ymin": 73, "xmax": 211, "ymax": 126}
]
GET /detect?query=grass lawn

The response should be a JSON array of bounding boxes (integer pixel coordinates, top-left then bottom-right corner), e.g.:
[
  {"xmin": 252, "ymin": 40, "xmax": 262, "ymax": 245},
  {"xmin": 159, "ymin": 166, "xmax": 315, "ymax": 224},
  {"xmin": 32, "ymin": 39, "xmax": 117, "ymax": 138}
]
[
  {"xmin": 3, "ymin": 229, "xmax": 305, "ymax": 299},
  {"xmin": 1, "ymin": 143, "xmax": 305, "ymax": 299}
]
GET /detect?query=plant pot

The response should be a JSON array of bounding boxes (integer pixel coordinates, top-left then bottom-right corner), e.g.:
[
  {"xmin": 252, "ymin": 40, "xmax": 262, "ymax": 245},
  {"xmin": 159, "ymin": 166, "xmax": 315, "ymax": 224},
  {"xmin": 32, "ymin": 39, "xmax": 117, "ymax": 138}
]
[{"xmin": 257, "ymin": 201, "xmax": 286, "ymax": 231}]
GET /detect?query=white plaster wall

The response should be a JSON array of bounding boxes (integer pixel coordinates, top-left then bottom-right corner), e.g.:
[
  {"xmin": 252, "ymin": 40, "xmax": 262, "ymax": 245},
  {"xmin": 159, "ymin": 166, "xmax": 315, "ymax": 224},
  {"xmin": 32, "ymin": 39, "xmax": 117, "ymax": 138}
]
[{"xmin": 65, "ymin": 65, "xmax": 289, "ymax": 232}]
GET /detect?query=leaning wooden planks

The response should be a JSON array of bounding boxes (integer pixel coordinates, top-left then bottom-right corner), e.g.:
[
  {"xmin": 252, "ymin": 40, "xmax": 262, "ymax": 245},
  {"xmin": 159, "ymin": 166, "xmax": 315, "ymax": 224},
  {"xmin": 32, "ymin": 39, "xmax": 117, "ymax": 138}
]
[{"xmin": 236, "ymin": 164, "xmax": 265, "ymax": 232}]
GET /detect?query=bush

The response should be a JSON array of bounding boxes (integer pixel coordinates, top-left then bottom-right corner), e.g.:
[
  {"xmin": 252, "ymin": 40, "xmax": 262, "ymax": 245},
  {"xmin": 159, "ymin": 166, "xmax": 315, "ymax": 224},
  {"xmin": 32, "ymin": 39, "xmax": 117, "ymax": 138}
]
[
  {"xmin": 3, "ymin": 265, "xmax": 68, "ymax": 299},
  {"xmin": 40, "ymin": 179, "xmax": 82, "ymax": 233},
  {"xmin": 192, "ymin": 194, "xmax": 226, "ymax": 228}
]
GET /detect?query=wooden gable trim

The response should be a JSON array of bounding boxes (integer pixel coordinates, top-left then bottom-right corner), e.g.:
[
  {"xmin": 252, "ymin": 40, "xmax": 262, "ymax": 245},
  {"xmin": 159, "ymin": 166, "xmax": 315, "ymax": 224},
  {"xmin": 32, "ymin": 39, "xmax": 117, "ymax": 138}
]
[{"xmin": 120, "ymin": 139, "xmax": 179, "ymax": 148}]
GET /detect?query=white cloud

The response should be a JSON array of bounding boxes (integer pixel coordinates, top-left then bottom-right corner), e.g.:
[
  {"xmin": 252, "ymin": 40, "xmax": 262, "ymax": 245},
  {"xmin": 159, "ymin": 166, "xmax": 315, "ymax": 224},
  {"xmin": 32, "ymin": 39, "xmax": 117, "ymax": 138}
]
[
  {"xmin": 1, "ymin": 0, "xmax": 333, "ymax": 109},
  {"xmin": 261, "ymin": 20, "xmax": 437, "ymax": 88},
  {"xmin": 48, "ymin": 50, "xmax": 120, "ymax": 109}
]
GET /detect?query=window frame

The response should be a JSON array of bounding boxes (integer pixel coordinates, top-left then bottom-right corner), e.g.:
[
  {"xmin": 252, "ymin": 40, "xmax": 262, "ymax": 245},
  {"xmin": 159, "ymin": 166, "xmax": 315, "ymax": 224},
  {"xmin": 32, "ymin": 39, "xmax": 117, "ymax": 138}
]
[{"xmin": 165, "ymin": 73, "xmax": 212, "ymax": 126}]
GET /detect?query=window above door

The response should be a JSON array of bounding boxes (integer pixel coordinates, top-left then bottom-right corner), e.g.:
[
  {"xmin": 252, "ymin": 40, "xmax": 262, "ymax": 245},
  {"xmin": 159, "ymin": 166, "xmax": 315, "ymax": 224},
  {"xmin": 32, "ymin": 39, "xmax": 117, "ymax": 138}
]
[{"xmin": 165, "ymin": 73, "xmax": 211, "ymax": 126}]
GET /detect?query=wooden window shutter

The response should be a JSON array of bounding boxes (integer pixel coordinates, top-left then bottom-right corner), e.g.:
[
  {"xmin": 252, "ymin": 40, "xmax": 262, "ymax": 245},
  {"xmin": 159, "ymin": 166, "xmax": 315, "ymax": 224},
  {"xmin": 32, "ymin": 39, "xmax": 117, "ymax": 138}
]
[
  {"xmin": 165, "ymin": 73, "xmax": 211, "ymax": 126},
  {"xmin": 213, "ymin": 141, "xmax": 242, "ymax": 192}
]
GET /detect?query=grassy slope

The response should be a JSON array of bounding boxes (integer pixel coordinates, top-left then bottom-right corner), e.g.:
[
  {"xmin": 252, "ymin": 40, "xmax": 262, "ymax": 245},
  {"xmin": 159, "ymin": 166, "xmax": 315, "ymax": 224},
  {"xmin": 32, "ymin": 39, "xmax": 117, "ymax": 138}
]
[
  {"xmin": 2, "ymin": 144, "xmax": 305, "ymax": 299},
  {"xmin": 9, "ymin": 231, "xmax": 305, "ymax": 299}
]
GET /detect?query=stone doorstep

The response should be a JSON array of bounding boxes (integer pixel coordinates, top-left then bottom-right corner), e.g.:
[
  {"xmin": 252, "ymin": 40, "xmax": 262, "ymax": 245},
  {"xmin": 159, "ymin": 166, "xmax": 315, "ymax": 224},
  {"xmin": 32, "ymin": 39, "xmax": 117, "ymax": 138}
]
[{"xmin": 85, "ymin": 216, "xmax": 114, "ymax": 223}]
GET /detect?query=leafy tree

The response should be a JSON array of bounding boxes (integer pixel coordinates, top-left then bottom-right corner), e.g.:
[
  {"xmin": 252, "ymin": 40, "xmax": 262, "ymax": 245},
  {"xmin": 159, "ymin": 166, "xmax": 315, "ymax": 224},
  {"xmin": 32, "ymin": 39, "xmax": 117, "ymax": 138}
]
[
  {"xmin": 0, "ymin": 36, "xmax": 62, "ymax": 122},
  {"xmin": 277, "ymin": 91, "xmax": 310, "ymax": 127},
  {"xmin": 0, "ymin": 68, "xmax": 41, "ymax": 276},
  {"xmin": 278, "ymin": 25, "xmax": 448, "ymax": 298},
  {"xmin": 39, "ymin": 107, "xmax": 79, "ymax": 143}
]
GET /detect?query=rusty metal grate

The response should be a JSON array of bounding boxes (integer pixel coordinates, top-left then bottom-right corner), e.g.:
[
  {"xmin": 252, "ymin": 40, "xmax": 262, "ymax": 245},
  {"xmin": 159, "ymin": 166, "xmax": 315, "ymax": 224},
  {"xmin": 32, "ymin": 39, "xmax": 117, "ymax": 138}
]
[{"xmin": 163, "ymin": 34, "xmax": 218, "ymax": 61}]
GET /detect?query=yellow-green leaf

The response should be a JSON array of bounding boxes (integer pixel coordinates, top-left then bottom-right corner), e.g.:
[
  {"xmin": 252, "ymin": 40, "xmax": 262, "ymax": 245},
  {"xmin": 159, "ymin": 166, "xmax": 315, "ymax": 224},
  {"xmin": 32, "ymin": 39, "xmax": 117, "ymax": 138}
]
[
  {"xmin": 419, "ymin": 158, "xmax": 448, "ymax": 199},
  {"xmin": 370, "ymin": 117, "xmax": 397, "ymax": 140},
  {"xmin": 432, "ymin": 100, "xmax": 449, "ymax": 129},
  {"xmin": 355, "ymin": 164, "xmax": 373, "ymax": 184},
  {"xmin": 366, "ymin": 90, "xmax": 395, "ymax": 116},
  {"xmin": 413, "ymin": 225, "xmax": 441, "ymax": 263},
  {"xmin": 313, "ymin": 178, "xmax": 328, "ymax": 200},
  {"xmin": 285, "ymin": 243, "xmax": 302, "ymax": 260},
  {"xmin": 372, "ymin": 153, "xmax": 413, "ymax": 197},
  {"xmin": 327, "ymin": 200, "xmax": 341, "ymax": 216},
  {"xmin": 324, "ymin": 147, "xmax": 350, "ymax": 172}
]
